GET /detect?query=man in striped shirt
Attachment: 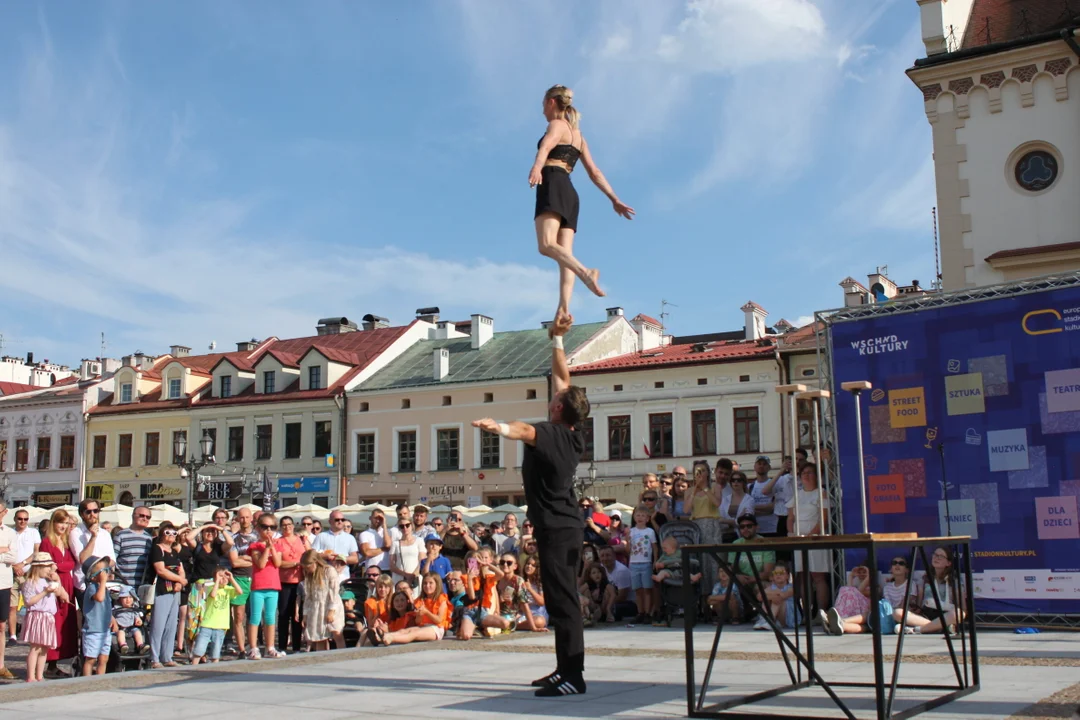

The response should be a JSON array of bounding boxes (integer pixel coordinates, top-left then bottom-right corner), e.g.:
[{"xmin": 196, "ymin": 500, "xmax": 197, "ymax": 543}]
[{"xmin": 114, "ymin": 507, "xmax": 154, "ymax": 587}]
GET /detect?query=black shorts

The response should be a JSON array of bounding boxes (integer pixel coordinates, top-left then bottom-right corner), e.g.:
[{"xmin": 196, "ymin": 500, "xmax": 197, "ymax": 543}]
[
  {"xmin": 0, "ymin": 588, "xmax": 10, "ymax": 621},
  {"xmin": 922, "ymin": 606, "xmax": 946, "ymax": 623},
  {"xmin": 535, "ymin": 166, "xmax": 580, "ymax": 231}
]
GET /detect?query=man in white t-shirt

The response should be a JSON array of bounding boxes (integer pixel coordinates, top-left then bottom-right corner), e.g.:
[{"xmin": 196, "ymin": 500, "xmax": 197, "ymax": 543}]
[
  {"xmin": 10, "ymin": 508, "xmax": 41, "ymax": 642},
  {"xmin": 311, "ymin": 510, "xmax": 360, "ymax": 579},
  {"xmin": 358, "ymin": 509, "xmax": 392, "ymax": 572},
  {"xmin": 69, "ymin": 499, "xmax": 116, "ymax": 596},
  {"xmin": 411, "ymin": 505, "xmax": 438, "ymax": 542},
  {"xmin": 598, "ymin": 546, "xmax": 637, "ymax": 620}
]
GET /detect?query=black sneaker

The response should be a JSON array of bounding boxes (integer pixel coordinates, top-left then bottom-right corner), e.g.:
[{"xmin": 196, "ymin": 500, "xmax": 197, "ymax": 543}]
[
  {"xmin": 531, "ymin": 670, "xmax": 559, "ymax": 687},
  {"xmin": 535, "ymin": 675, "xmax": 586, "ymax": 697}
]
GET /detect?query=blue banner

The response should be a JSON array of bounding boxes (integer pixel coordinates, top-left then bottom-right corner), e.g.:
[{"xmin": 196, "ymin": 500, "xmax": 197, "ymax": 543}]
[
  {"xmin": 830, "ymin": 285, "xmax": 1080, "ymax": 615},
  {"xmin": 277, "ymin": 476, "xmax": 330, "ymax": 494}
]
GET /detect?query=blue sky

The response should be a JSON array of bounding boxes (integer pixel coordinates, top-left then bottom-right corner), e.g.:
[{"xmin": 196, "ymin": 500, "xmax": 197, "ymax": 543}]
[{"xmin": 0, "ymin": 0, "xmax": 936, "ymax": 367}]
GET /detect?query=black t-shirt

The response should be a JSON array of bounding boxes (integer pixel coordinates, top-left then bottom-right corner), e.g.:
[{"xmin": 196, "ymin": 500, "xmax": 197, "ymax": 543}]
[
  {"xmin": 149, "ymin": 544, "xmax": 182, "ymax": 595},
  {"xmin": 523, "ymin": 421, "xmax": 585, "ymax": 531},
  {"xmin": 192, "ymin": 540, "xmax": 225, "ymax": 581}
]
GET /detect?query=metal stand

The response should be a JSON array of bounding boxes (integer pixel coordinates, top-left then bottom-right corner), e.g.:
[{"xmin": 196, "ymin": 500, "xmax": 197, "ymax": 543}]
[{"xmin": 682, "ymin": 534, "xmax": 979, "ymax": 720}]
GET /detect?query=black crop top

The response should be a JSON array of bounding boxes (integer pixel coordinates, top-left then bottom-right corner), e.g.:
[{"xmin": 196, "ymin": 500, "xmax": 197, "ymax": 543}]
[{"xmin": 539, "ymin": 120, "xmax": 581, "ymax": 171}]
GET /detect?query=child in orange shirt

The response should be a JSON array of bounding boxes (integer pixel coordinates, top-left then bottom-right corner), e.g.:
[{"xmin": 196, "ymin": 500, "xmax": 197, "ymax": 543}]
[
  {"xmin": 360, "ymin": 575, "xmax": 393, "ymax": 646},
  {"xmin": 377, "ymin": 573, "xmax": 450, "ymax": 646}
]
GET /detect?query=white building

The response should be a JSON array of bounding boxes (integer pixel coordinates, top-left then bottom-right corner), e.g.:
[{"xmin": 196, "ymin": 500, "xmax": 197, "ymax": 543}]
[
  {"xmin": 0, "ymin": 353, "xmax": 78, "ymax": 389},
  {"xmin": 0, "ymin": 363, "xmax": 117, "ymax": 507},
  {"xmin": 909, "ymin": 0, "xmax": 1080, "ymax": 289}
]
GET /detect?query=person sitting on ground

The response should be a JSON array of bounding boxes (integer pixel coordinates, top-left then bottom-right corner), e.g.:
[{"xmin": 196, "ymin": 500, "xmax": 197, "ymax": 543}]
[
  {"xmin": 517, "ymin": 534, "xmax": 539, "ymax": 568},
  {"xmin": 363, "ymin": 574, "xmax": 393, "ymax": 637},
  {"xmin": 884, "ymin": 556, "xmax": 921, "ymax": 628},
  {"xmin": 375, "ymin": 573, "xmax": 450, "ymax": 646},
  {"xmin": 708, "ymin": 567, "xmax": 744, "ymax": 624},
  {"xmin": 756, "ymin": 565, "xmax": 797, "ymax": 631},
  {"xmin": 518, "ymin": 554, "xmax": 548, "ymax": 632},
  {"xmin": 190, "ymin": 567, "xmax": 242, "ymax": 665},
  {"xmin": 81, "ymin": 556, "xmax": 113, "ymax": 676},
  {"xmin": 111, "ymin": 587, "xmax": 147, "ymax": 654},
  {"xmin": 579, "ymin": 562, "xmax": 616, "ymax": 625},
  {"xmin": 894, "ymin": 547, "xmax": 964, "ymax": 635},
  {"xmin": 447, "ymin": 569, "xmax": 480, "ymax": 640},
  {"xmin": 474, "ymin": 548, "xmax": 512, "ymax": 637},
  {"xmin": 820, "ymin": 565, "xmax": 872, "ymax": 636},
  {"xmin": 378, "ymin": 590, "xmax": 417, "ymax": 640}
]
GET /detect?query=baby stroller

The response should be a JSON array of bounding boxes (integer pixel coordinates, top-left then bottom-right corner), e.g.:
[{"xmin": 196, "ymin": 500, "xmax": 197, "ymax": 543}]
[
  {"xmin": 108, "ymin": 582, "xmax": 152, "ymax": 673},
  {"xmin": 656, "ymin": 521, "xmax": 703, "ymax": 627},
  {"xmin": 339, "ymin": 575, "xmax": 370, "ymax": 647}
]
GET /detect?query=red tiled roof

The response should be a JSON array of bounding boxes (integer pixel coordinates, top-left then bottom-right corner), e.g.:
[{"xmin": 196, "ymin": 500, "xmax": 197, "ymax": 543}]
[
  {"xmin": 985, "ymin": 240, "xmax": 1080, "ymax": 261},
  {"xmin": 839, "ymin": 276, "xmax": 869, "ymax": 292},
  {"xmin": 777, "ymin": 321, "xmax": 823, "ymax": 352},
  {"xmin": 91, "ymin": 324, "xmax": 414, "ymax": 415},
  {"xmin": 571, "ymin": 339, "xmax": 775, "ymax": 375},
  {"xmin": 631, "ymin": 314, "xmax": 662, "ymax": 327},
  {"xmin": 962, "ymin": 0, "xmax": 1080, "ymax": 49},
  {"xmin": 260, "ymin": 349, "xmax": 302, "ymax": 368},
  {"xmin": 0, "ymin": 381, "xmax": 39, "ymax": 396}
]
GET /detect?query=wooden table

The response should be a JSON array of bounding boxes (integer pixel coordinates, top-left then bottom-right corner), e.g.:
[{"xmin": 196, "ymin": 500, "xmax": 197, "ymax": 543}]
[{"xmin": 681, "ymin": 534, "xmax": 979, "ymax": 720}]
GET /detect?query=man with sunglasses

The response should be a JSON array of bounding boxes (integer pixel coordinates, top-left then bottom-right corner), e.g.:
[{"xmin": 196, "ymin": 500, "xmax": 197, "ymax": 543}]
[
  {"xmin": 729, "ymin": 514, "xmax": 775, "ymax": 587},
  {"xmin": 9, "ymin": 508, "xmax": 40, "ymax": 644},
  {"xmin": 472, "ymin": 312, "xmax": 589, "ymax": 697},
  {"xmin": 312, "ymin": 511, "xmax": 360, "ymax": 579},
  {"xmin": 359, "ymin": 510, "xmax": 392, "ymax": 573},
  {"xmin": 115, "ymin": 506, "xmax": 154, "ymax": 588},
  {"xmin": 69, "ymin": 499, "xmax": 116, "ymax": 601}
]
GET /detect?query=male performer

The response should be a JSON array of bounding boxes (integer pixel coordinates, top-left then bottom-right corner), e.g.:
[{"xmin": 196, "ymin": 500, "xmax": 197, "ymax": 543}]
[{"xmin": 472, "ymin": 312, "xmax": 589, "ymax": 697}]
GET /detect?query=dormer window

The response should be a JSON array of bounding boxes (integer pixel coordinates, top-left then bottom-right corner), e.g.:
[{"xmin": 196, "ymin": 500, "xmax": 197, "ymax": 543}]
[
  {"xmin": 120, "ymin": 383, "xmax": 133, "ymax": 404},
  {"xmin": 309, "ymin": 366, "xmax": 322, "ymax": 390},
  {"xmin": 220, "ymin": 376, "xmax": 232, "ymax": 398},
  {"xmin": 264, "ymin": 371, "xmax": 275, "ymax": 394},
  {"xmin": 169, "ymin": 378, "xmax": 181, "ymax": 399}
]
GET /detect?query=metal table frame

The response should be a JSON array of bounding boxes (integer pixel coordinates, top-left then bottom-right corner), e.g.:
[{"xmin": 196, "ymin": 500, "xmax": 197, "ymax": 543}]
[{"xmin": 682, "ymin": 535, "xmax": 979, "ymax": 720}]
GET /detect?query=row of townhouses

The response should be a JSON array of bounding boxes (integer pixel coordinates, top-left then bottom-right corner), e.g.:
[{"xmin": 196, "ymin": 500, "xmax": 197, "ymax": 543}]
[{"xmin": 0, "ymin": 299, "xmax": 828, "ymax": 511}]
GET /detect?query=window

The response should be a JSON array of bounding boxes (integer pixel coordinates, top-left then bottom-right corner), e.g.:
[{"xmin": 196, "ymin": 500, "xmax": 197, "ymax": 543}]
[
  {"xmin": 169, "ymin": 378, "xmax": 181, "ymax": 399},
  {"xmin": 314, "ymin": 420, "xmax": 332, "ymax": 457},
  {"xmin": 359, "ymin": 402, "xmax": 369, "ymax": 412},
  {"xmin": 59, "ymin": 435, "xmax": 75, "ymax": 469},
  {"xmin": 256, "ymin": 424, "xmax": 272, "ymax": 460},
  {"xmin": 1014, "ymin": 148, "xmax": 1059, "ymax": 192},
  {"xmin": 398, "ymin": 430, "xmax": 417, "ymax": 471},
  {"xmin": 220, "ymin": 376, "xmax": 232, "ymax": 398},
  {"xmin": 120, "ymin": 383, "xmax": 133, "ymax": 403},
  {"xmin": 309, "ymin": 366, "xmax": 322, "ymax": 390},
  {"xmin": 581, "ymin": 417, "xmax": 594, "ymax": 462},
  {"xmin": 437, "ymin": 428, "xmax": 460, "ymax": 470},
  {"xmin": 649, "ymin": 412, "xmax": 674, "ymax": 458},
  {"xmin": 698, "ymin": 378, "xmax": 708, "ymax": 386},
  {"xmin": 94, "ymin": 436, "xmax": 108, "ymax": 468},
  {"xmin": 442, "ymin": 396, "xmax": 452, "ymax": 406},
  {"xmin": 734, "ymin": 407, "xmax": 761, "ymax": 454},
  {"xmin": 118, "ymin": 434, "xmax": 133, "ymax": 467},
  {"xmin": 224, "ymin": 426, "xmax": 241, "ymax": 462},
  {"xmin": 483, "ymin": 393, "xmax": 493, "ymax": 403},
  {"xmin": 739, "ymin": 375, "xmax": 750, "ymax": 383},
  {"xmin": 263, "ymin": 371, "xmax": 276, "ymax": 394},
  {"xmin": 691, "ymin": 410, "xmax": 717, "ymax": 456},
  {"xmin": 36, "ymin": 437, "xmax": 51, "ymax": 470},
  {"xmin": 608, "ymin": 415, "xmax": 631, "ymax": 460},
  {"xmin": 285, "ymin": 423, "xmax": 301, "ymax": 459},
  {"xmin": 526, "ymin": 389, "xmax": 537, "ymax": 400},
  {"xmin": 144, "ymin": 432, "xmax": 160, "ymax": 466},
  {"xmin": 356, "ymin": 433, "xmax": 375, "ymax": 473},
  {"xmin": 614, "ymin": 384, "xmax": 623, "ymax": 392},
  {"xmin": 15, "ymin": 439, "xmax": 29, "ymax": 471},
  {"xmin": 0, "ymin": 440, "xmax": 6, "ymax": 470},
  {"xmin": 480, "ymin": 430, "xmax": 500, "ymax": 468},
  {"xmin": 402, "ymin": 399, "xmax": 411, "ymax": 409},
  {"xmin": 654, "ymin": 381, "xmax": 664, "ymax": 389}
]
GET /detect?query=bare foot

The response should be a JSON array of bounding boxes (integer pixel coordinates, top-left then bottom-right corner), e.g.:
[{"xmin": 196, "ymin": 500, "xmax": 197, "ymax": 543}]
[{"xmin": 583, "ymin": 268, "xmax": 605, "ymax": 298}]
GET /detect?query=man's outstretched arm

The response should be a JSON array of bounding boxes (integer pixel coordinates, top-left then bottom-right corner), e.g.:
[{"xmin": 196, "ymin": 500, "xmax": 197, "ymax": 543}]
[
  {"xmin": 550, "ymin": 312, "xmax": 573, "ymax": 394},
  {"xmin": 472, "ymin": 418, "xmax": 537, "ymax": 446}
]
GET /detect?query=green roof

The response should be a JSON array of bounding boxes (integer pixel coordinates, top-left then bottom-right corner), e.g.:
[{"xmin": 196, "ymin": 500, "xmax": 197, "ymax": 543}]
[{"xmin": 357, "ymin": 322, "xmax": 606, "ymax": 391}]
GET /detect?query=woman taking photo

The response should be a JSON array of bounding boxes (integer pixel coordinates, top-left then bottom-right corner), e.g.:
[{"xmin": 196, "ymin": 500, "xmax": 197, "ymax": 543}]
[
  {"xmin": 531, "ymin": 84, "xmax": 634, "ymax": 318},
  {"xmin": 684, "ymin": 460, "xmax": 722, "ymax": 592},
  {"xmin": 148, "ymin": 521, "xmax": 186, "ymax": 668},
  {"xmin": 718, "ymin": 472, "xmax": 756, "ymax": 542}
]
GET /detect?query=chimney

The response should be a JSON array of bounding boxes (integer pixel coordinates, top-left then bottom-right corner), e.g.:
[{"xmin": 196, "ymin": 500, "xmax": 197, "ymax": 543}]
[
  {"xmin": 361, "ymin": 314, "xmax": 390, "ymax": 331},
  {"xmin": 80, "ymin": 359, "xmax": 101, "ymax": 380},
  {"xmin": 740, "ymin": 301, "xmax": 768, "ymax": 341},
  {"xmin": 606, "ymin": 307, "xmax": 624, "ymax": 319},
  {"xmin": 26, "ymin": 351, "xmax": 33, "ymax": 365},
  {"xmin": 631, "ymin": 314, "xmax": 662, "ymax": 352},
  {"xmin": 416, "ymin": 306, "xmax": 441, "ymax": 324},
  {"xmin": 435, "ymin": 321, "xmax": 456, "ymax": 340},
  {"xmin": 471, "ymin": 314, "xmax": 494, "ymax": 349},
  {"xmin": 236, "ymin": 339, "xmax": 259, "ymax": 352},
  {"xmin": 434, "ymin": 348, "xmax": 450, "ymax": 381},
  {"xmin": 317, "ymin": 317, "xmax": 359, "ymax": 335},
  {"xmin": 170, "ymin": 345, "xmax": 191, "ymax": 358},
  {"xmin": 917, "ymin": 0, "xmax": 947, "ymax": 55}
]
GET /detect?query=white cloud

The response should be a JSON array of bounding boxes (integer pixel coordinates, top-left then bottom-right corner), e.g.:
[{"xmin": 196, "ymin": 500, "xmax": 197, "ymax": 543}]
[{"xmin": 0, "ymin": 16, "xmax": 590, "ymax": 364}]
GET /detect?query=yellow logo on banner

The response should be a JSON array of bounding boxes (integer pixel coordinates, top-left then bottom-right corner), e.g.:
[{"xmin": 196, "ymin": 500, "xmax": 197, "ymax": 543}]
[
  {"xmin": 946, "ymin": 372, "xmax": 986, "ymax": 415},
  {"xmin": 1022, "ymin": 309, "xmax": 1063, "ymax": 336},
  {"xmin": 889, "ymin": 387, "xmax": 926, "ymax": 429}
]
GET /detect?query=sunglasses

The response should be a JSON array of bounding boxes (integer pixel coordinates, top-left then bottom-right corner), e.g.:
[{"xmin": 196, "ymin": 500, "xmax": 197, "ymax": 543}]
[
  {"xmin": 136, "ymin": 514, "xmax": 152, "ymax": 520},
  {"xmin": 892, "ymin": 560, "xmax": 908, "ymax": 567},
  {"xmin": 84, "ymin": 508, "xmax": 100, "ymax": 514},
  {"xmin": 398, "ymin": 523, "xmax": 412, "ymax": 530},
  {"xmin": 366, "ymin": 572, "xmax": 381, "ymax": 579},
  {"xmin": 498, "ymin": 560, "xmax": 515, "ymax": 566},
  {"xmin": 331, "ymin": 518, "xmax": 345, "ymax": 522},
  {"xmin": 642, "ymin": 496, "xmax": 657, "ymax": 501},
  {"xmin": 260, "ymin": 524, "xmax": 277, "ymax": 530},
  {"xmin": 15, "ymin": 516, "xmax": 28, "ymax": 522},
  {"xmin": 164, "ymin": 530, "xmax": 177, "ymax": 536},
  {"xmin": 660, "ymin": 481, "xmax": 673, "ymax": 486}
]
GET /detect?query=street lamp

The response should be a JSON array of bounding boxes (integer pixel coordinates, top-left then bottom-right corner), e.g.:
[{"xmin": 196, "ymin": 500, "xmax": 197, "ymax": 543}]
[
  {"xmin": 574, "ymin": 460, "xmax": 598, "ymax": 501},
  {"xmin": 175, "ymin": 431, "xmax": 215, "ymax": 525}
]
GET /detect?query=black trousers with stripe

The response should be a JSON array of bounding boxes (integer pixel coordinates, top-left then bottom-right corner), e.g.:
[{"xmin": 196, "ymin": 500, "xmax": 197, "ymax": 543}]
[{"xmin": 535, "ymin": 523, "xmax": 585, "ymax": 676}]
